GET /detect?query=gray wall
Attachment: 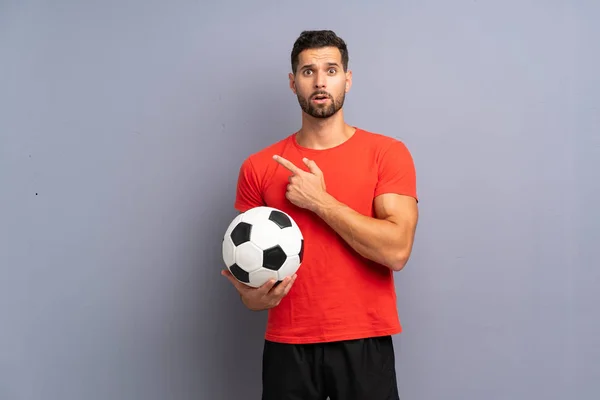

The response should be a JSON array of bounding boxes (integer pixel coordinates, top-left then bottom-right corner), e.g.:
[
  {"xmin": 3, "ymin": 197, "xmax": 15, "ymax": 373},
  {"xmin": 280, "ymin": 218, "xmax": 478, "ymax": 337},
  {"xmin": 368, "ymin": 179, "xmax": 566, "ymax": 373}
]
[{"xmin": 1, "ymin": 1, "xmax": 598, "ymax": 399}]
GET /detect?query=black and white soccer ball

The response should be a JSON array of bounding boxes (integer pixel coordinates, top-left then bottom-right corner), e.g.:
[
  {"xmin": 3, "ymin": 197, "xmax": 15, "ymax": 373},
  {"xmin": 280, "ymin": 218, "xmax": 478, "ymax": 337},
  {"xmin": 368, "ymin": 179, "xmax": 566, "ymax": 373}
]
[{"xmin": 222, "ymin": 206, "xmax": 304, "ymax": 288}]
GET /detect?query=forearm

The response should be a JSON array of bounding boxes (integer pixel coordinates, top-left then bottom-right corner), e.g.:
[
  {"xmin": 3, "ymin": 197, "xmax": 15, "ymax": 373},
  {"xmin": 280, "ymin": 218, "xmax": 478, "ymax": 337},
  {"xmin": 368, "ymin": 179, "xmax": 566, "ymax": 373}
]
[{"xmin": 313, "ymin": 195, "xmax": 410, "ymax": 271}]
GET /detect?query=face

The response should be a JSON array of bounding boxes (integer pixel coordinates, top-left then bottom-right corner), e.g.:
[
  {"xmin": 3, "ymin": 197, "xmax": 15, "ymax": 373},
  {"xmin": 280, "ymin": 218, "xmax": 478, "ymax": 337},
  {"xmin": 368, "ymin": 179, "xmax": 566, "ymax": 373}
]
[{"xmin": 289, "ymin": 47, "xmax": 352, "ymax": 119}]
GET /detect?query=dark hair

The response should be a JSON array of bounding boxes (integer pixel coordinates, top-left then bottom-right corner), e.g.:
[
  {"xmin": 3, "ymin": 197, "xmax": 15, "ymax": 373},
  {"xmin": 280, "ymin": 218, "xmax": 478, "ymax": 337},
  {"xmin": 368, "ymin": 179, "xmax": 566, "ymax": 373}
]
[{"xmin": 290, "ymin": 30, "xmax": 349, "ymax": 74}]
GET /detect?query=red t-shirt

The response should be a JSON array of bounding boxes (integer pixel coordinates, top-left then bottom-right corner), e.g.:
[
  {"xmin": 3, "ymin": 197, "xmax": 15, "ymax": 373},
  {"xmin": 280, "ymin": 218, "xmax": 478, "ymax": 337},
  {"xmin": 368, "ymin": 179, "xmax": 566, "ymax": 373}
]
[{"xmin": 234, "ymin": 128, "xmax": 418, "ymax": 344}]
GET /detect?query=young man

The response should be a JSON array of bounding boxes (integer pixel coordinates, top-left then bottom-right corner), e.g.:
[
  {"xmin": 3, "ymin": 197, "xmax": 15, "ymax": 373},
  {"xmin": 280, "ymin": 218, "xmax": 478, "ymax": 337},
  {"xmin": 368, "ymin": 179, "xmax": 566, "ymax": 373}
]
[{"xmin": 222, "ymin": 30, "xmax": 419, "ymax": 400}]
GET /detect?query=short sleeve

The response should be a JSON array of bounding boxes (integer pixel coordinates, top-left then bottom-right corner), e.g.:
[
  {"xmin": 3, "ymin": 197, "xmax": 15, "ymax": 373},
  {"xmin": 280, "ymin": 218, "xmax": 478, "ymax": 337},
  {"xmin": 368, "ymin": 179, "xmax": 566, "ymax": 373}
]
[
  {"xmin": 374, "ymin": 139, "xmax": 418, "ymax": 201},
  {"xmin": 234, "ymin": 157, "xmax": 265, "ymax": 212}
]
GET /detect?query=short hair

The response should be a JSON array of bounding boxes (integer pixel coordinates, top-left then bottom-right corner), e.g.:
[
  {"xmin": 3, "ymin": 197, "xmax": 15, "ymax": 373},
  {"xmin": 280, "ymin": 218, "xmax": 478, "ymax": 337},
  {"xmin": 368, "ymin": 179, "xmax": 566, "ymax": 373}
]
[{"xmin": 290, "ymin": 30, "xmax": 349, "ymax": 74}]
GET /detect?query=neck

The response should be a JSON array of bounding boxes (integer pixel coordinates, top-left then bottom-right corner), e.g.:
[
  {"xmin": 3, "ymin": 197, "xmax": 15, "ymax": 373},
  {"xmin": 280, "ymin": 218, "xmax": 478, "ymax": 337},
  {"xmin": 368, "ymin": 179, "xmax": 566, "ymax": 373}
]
[{"xmin": 296, "ymin": 110, "xmax": 355, "ymax": 150}]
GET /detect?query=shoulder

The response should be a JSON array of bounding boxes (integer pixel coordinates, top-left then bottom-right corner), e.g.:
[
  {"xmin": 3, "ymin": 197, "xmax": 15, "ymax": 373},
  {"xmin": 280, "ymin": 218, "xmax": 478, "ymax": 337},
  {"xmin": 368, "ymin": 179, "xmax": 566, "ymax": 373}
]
[
  {"xmin": 239, "ymin": 134, "xmax": 295, "ymax": 173},
  {"xmin": 354, "ymin": 128, "xmax": 414, "ymax": 160},
  {"xmin": 354, "ymin": 129, "xmax": 418, "ymax": 199},
  {"xmin": 247, "ymin": 134, "xmax": 293, "ymax": 161}
]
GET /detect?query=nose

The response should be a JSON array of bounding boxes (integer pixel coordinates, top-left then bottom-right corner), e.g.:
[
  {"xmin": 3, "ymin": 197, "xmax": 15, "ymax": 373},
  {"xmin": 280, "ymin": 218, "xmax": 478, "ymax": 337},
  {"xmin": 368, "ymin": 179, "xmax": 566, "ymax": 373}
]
[{"xmin": 314, "ymin": 71, "xmax": 326, "ymax": 88}]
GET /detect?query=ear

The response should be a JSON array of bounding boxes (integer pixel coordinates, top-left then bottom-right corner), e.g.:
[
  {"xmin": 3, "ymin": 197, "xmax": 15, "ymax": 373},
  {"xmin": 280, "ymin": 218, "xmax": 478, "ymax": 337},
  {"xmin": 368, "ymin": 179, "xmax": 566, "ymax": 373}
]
[
  {"xmin": 289, "ymin": 72, "xmax": 297, "ymax": 94},
  {"xmin": 345, "ymin": 70, "xmax": 353, "ymax": 93}
]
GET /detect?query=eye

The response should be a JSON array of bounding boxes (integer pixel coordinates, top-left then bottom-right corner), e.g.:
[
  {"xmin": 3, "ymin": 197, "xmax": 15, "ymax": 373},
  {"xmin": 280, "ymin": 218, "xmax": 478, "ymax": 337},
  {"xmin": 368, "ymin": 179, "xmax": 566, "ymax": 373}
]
[
  {"xmin": 328, "ymin": 68, "xmax": 337, "ymax": 74},
  {"xmin": 303, "ymin": 70, "xmax": 313, "ymax": 76}
]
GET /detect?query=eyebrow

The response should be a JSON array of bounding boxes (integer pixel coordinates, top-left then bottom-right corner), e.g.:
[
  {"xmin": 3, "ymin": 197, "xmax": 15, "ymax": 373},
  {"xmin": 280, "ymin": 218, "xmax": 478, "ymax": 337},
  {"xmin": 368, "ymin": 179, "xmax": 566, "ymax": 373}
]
[{"xmin": 301, "ymin": 62, "xmax": 340, "ymax": 70}]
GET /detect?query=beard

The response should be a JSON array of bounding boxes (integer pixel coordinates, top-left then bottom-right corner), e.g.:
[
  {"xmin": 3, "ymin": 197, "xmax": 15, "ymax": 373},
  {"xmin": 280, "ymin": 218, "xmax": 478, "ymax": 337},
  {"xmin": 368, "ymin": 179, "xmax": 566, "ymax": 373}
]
[{"xmin": 297, "ymin": 90, "xmax": 345, "ymax": 119}]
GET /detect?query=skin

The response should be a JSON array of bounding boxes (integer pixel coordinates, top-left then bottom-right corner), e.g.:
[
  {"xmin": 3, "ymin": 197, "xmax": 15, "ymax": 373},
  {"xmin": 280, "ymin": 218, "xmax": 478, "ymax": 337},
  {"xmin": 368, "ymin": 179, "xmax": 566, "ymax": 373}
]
[{"xmin": 222, "ymin": 46, "xmax": 419, "ymax": 311}]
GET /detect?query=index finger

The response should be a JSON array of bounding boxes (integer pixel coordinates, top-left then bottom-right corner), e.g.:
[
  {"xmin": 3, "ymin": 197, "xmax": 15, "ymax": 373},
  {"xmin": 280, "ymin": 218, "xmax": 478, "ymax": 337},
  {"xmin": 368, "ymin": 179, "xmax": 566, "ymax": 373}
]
[{"xmin": 273, "ymin": 155, "xmax": 300, "ymax": 174}]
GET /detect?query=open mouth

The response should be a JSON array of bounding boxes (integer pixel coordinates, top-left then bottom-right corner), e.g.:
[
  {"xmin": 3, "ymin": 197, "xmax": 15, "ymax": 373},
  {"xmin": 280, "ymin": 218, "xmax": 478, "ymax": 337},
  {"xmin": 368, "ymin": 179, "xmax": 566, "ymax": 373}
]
[{"xmin": 312, "ymin": 94, "xmax": 330, "ymax": 102}]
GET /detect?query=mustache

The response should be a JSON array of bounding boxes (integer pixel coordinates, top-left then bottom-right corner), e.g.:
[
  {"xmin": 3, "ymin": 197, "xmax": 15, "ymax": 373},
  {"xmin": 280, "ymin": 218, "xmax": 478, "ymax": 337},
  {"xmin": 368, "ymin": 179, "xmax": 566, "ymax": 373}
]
[{"xmin": 310, "ymin": 91, "xmax": 332, "ymax": 99}]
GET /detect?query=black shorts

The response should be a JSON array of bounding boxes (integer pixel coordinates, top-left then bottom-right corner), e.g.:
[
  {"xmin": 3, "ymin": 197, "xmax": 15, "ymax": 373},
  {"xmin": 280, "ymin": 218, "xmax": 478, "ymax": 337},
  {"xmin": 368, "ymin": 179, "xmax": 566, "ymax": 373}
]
[{"xmin": 261, "ymin": 335, "xmax": 400, "ymax": 400}]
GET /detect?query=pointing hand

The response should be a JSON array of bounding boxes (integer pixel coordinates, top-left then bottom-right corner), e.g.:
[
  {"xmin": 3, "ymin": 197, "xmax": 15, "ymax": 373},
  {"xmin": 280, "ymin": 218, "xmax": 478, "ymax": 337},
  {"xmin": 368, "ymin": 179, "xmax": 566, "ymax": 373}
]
[{"xmin": 273, "ymin": 155, "xmax": 329, "ymax": 212}]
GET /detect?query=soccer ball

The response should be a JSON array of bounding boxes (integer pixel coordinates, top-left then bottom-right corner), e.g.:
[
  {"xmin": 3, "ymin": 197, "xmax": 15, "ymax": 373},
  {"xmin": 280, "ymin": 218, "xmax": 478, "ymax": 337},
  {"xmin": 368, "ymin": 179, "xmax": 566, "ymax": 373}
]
[{"xmin": 222, "ymin": 206, "xmax": 304, "ymax": 288}]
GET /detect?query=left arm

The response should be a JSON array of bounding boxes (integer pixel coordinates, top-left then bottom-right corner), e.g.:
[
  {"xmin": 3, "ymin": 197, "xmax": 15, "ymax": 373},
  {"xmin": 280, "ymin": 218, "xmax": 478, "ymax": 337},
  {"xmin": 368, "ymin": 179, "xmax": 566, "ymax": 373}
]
[
  {"xmin": 313, "ymin": 192, "xmax": 418, "ymax": 271},
  {"xmin": 273, "ymin": 154, "xmax": 419, "ymax": 271}
]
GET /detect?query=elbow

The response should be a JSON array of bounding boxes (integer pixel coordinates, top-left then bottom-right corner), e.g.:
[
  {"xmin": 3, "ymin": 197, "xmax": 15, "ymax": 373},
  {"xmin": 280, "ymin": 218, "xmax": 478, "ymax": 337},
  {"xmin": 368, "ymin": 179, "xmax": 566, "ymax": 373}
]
[
  {"xmin": 388, "ymin": 251, "xmax": 410, "ymax": 272},
  {"xmin": 389, "ymin": 258, "xmax": 407, "ymax": 272}
]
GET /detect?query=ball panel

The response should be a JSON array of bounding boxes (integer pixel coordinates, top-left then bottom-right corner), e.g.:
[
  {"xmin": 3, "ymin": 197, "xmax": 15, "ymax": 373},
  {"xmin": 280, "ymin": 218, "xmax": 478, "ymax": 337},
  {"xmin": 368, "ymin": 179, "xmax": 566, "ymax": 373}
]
[
  {"xmin": 229, "ymin": 264, "xmax": 249, "ymax": 283},
  {"xmin": 268, "ymin": 210, "xmax": 292, "ymax": 229},
  {"xmin": 230, "ymin": 221, "xmax": 252, "ymax": 246},
  {"xmin": 299, "ymin": 239, "xmax": 304, "ymax": 262},
  {"xmin": 278, "ymin": 227, "xmax": 303, "ymax": 256},
  {"xmin": 248, "ymin": 268, "xmax": 278, "ymax": 288},
  {"xmin": 277, "ymin": 255, "xmax": 300, "ymax": 280},
  {"xmin": 222, "ymin": 236, "xmax": 235, "ymax": 267},
  {"xmin": 235, "ymin": 241, "xmax": 263, "ymax": 272},
  {"xmin": 263, "ymin": 245, "xmax": 287, "ymax": 271},
  {"xmin": 241, "ymin": 206, "xmax": 273, "ymax": 226},
  {"xmin": 224, "ymin": 213, "xmax": 244, "ymax": 239},
  {"xmin": 249, "ymin": 219, "xmax": 282, "ymax": 250}
]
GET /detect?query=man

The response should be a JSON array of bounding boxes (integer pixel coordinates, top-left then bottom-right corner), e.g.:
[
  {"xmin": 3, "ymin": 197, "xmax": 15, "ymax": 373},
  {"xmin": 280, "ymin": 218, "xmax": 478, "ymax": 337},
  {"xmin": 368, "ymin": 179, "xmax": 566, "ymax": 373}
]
[{"xmin": 221, "ymin": 30, "xmax": 419, "ymax": 400}]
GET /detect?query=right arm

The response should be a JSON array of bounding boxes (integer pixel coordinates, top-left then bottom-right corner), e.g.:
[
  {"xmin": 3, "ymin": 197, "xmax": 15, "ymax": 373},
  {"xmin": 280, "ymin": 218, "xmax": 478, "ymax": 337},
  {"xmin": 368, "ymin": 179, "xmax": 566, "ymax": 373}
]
[{"xmin": 222, "ymin": 157, "xmax": 297, "ymax": 310}]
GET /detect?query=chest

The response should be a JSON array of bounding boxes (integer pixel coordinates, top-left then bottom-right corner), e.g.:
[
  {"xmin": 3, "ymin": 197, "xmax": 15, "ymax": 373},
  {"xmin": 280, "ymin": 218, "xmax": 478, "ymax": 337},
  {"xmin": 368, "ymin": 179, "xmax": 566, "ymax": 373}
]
[{"xmin": 262, "ymin": 153, "xmax": 378, "ymax": 218}]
